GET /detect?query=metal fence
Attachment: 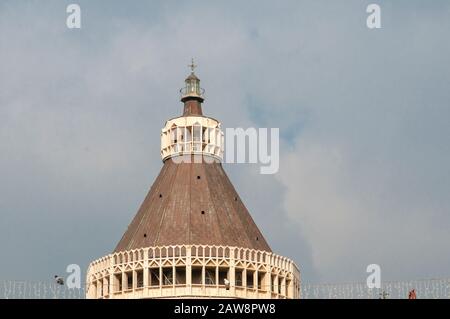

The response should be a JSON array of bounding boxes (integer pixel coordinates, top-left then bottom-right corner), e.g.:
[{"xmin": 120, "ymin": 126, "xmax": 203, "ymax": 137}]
[
  {"xmin": 301, "ymin": 278, "xmax": 450, "ymax": 299},
  {"xmin": 2, "ymin": 278, "xmax": 450, "ymax": 299},
  {"xmin": 1, "ymin": 281, "xmax": 85, "ymax": 299}
]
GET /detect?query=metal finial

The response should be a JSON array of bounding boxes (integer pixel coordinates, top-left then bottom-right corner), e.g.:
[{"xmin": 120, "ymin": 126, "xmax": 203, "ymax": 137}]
[{"xmin": 188, "ymin": 58, "xmax": 197, "ymax": 73}]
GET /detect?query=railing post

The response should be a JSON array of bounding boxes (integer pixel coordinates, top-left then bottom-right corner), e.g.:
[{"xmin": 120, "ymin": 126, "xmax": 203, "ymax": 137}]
[
  {"xmin": 186, "ymin": 245, "xmax": 192, "ymax": 295},
  {"xmin": 143, "ymin": 248, "xmax": 149, "ymax": 298},
  {"xmin": 230, "ymin": 248, "xmax": 236, "ymax": 296}
]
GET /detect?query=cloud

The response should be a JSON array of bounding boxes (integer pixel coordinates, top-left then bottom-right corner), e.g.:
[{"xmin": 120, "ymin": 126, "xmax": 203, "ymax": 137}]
[
  {"xmin": 0, "ymin": 0, "xmax": 449, "ymax": 284},
  {"xmin": 274, "ymin": 1, "xmax": 450, "ymax": 282},
  {"xmin": 0, "ymin": 0, "xmax": 311, "ymax": 281}
]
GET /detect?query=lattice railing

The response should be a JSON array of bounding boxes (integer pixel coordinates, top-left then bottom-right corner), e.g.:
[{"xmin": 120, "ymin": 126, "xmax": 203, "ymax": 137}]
[
  {"xmin": 0, "ymin": 281, "xmax": 85, "ymax": 299},
  {"xmin": 2, "ymin": 278, "xmax": 449, "ymax": 299},
  {"xmin": 301, "ymin": 278, "xmax": 450, "ymax": 299}
]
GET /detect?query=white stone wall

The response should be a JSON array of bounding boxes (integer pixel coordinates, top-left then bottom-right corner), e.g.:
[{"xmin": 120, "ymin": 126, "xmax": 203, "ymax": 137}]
[{"xmin": 161, "ymin": 116, "xmax": 224, "ymax": 162}]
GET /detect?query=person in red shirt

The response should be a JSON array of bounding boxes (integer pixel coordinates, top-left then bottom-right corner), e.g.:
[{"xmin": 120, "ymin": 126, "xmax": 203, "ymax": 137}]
[{"xmin": 408, "ymin": 289, "xmax": 417, "ymax": 299}]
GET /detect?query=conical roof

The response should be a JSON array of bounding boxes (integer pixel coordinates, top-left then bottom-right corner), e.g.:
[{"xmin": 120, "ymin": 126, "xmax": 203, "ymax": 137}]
[
  {"xmin": 115, "ymin": 65, "xmax": 271, "ymax": 253},
  {"xmin": 114, "ymin": 157, "xmax": 271, "ymax": 252}
]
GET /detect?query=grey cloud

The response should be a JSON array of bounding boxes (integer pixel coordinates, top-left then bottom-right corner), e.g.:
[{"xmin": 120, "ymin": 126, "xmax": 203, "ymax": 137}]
[{"xmin": 1, "ymin": 1, "xmax": 449, "ymax": 284}]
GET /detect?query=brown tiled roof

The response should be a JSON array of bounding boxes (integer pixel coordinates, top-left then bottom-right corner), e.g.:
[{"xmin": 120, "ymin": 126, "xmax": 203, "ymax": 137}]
[
  {"xmin": 114, "ymin": 157, "xmax": 271, "ymax": 252},
  {"xmin": 183, "ymin": 100, "xmax": 203, "ymax": 116}
]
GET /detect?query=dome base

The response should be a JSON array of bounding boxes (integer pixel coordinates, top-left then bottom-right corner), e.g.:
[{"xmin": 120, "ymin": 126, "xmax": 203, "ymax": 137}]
[{"xmin": 86, "ymin": 244, "xmax": 300, "ymax": 299}]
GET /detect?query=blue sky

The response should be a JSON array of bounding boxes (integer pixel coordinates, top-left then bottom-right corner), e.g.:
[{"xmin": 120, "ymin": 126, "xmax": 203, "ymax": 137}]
[{"xmin": 0, "ymin": 0, "xmax": 450, "ymax": 284}]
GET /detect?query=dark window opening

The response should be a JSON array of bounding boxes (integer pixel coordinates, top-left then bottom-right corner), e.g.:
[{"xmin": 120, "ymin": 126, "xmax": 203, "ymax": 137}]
[
  {"xmin": 235, "ymin": 270, "xmax": 243, "ymax": 287},
  {"xmin": 247, "ymin": 271, "xmax": 254, "ymax": 289},
  {"xmin": 149, "ymin": 269, "xmax": 159, "ymax": 287},
  {"xmin": 192, "ymin": 267, "xmax": 202, "ymax": 285},
  {"xmin": 205, "ymin": 268, "xmax": 216, "ymax": 285},
  {"xmin": 218, "ymin": 268, "xmax": 228, "ymax": 286},
  {"xmin": 162, "ymin": 268, "xmax": 173, "ymax": 286},
  {"xmin": 136, "ymin": 270, "xmax": 144, "ymax": 288},
  {"xmin": 114, "ymin": 274, "xmax": 122, "ymax": 292},
  {"xmin": 126, "ymin": 271, "xmax": 133, "ymax": 290},
  {"xmin": 175, "ymin": 267, "xmax": 186, "ymax": 285}
]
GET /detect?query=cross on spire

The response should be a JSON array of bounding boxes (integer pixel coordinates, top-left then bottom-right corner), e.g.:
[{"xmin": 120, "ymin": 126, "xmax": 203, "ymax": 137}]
[{"xmin": 188, "ymin": 58, "xmax": 197, "ymax": 73}]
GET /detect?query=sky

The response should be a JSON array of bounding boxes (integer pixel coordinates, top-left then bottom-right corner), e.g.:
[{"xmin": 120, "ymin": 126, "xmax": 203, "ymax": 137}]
[{"xmin": 0, "ymin": 0, "xmax": 450, "ymax": 285}]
